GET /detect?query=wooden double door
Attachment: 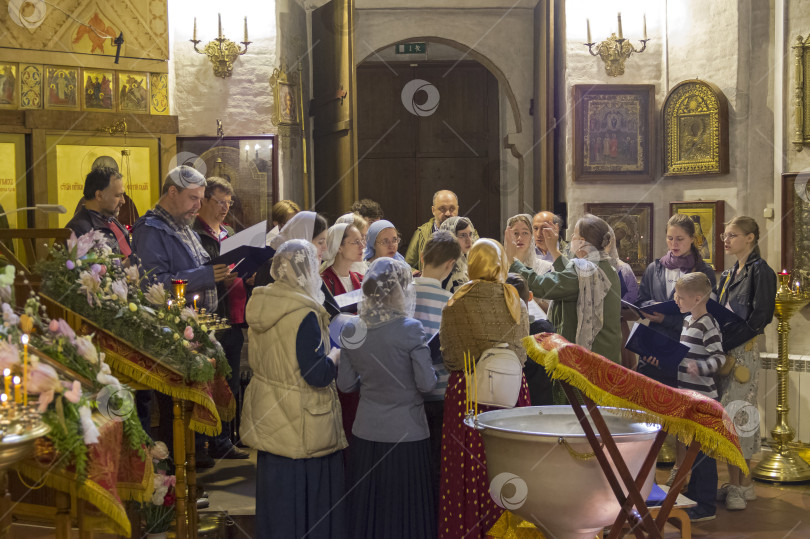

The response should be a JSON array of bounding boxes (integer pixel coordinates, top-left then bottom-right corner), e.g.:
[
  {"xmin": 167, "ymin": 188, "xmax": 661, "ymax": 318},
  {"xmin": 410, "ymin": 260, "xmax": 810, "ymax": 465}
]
[{"xmin": 356, "ymin": 61, "xmax": 502, "ymax": 247}]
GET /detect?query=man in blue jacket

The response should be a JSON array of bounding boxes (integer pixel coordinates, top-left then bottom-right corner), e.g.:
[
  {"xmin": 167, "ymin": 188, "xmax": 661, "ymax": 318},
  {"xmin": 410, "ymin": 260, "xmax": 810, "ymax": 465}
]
[{"xmin": 132, "ymin": 165, "xmax": 230, "ymax": 470}]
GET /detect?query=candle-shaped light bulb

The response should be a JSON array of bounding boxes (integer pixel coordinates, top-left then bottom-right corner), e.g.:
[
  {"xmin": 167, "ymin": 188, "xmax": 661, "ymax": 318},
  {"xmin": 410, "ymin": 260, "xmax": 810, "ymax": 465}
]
[
  {"xmin": 245, "ymin": 144, "xmax": 250, "ymax": 161},
  {"xmin": 617, "ymin": 12, "xmax": 623, "ymax": 39},
  {"xmin": 586, "ymin": 18, "xmax": 592, "ymax": 43},
  {"xmin": 218, "ymin": 13, "xmax": 223, "ymax": 39},
  {"xmin": 12, "ymin": 376, "xmax": 21, "ymax": 404},
  {"xmin": 21, "ymin": 333, "xmax": 28, "ymax": 406},
  {"xmin": 643, "ymin": 14, "xmax": 647, "ymax": 40},
  {"xmin": 193, "ymin": 17, "xmax": 197, "ymax": 41},
  {"xmin": 244, "ymin": 16, "xmax": 248, "ymax": 42}
]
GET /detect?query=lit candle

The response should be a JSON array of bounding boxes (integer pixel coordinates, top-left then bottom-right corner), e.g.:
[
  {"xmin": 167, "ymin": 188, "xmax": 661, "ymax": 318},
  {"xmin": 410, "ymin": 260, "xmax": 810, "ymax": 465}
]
[
  {"xmin": 218, "ymin": 13, "xmax": 223, "ymax": 39},
  {"xmin": 244, "ymin": 16, "xmax": 248, "ymax": 42},
  {"xmin": 21, "ymin": 334, "xmax": 28, "ymax": 406},
  {"xmin": 617, "ymin": 12, "xmax": 623, "ymax": 39},
  {"xmin": 0, "ymin": 394, "xmax": 7, "ymax": 407},
  {"xmin": 193, "ymin": 17, "xmax": 197, "ymax": 41},
  {"xmin": 12, "ymin": 376, "xmax": 21, "ymax": 404},
  {"xmin": 643, "ymin": 14, "xmax": 647, "ymax": 40},
  {"xmin": 586, "ymin": 18, "xmax": 592, "ymax": 44},
  {"xmin": 3, "ymin": 368, "xmax": 9, "ymax": 398},
  {"xmin": 193, "ymin": 294, "xmax": 199, "ymax": 310}
]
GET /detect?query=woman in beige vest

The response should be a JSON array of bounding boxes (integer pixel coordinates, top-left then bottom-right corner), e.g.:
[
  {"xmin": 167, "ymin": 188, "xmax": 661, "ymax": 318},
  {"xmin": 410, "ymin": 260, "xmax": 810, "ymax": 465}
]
[{"xmin": 241, "ymin": 239, "xmax": 347, "ymax": 539}]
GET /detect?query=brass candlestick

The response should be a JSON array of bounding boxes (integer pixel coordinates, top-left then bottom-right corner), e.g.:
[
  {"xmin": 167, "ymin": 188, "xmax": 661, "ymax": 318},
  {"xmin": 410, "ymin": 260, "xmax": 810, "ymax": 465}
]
[
  {"xmin": 752, "ymin": 271, "xmax": 810, "ymax": 482},
  {"xmin": 172, "ymin": 279, "xmax": 188, "ymax": 308}
]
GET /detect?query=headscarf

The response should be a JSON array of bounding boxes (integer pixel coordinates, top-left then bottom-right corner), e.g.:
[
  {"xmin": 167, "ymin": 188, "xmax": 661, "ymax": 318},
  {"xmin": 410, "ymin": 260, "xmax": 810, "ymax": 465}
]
[
  {"xmin": 507, "ymin": 213, "xmax": 550, "ymax": 274},
  {"xmin": 449, "ymin": 239, "xmax": 522, "ymax": 323},
  {"xmin": 269, "ymin": 211, "xmax": 316, "ymax": 249},
  {"xmin": 358, "ymin": 257, "xmax": 415, "ymax": 328},
  {"xmin": 335, "ymin": 213, "xmax": 355, "ymax": 225},
  {"xmin": 321, "ymin": 223, "xmax": 349, "ymax": 270},
  {"xmin": 363, "ymin": 219, "xmax": 406, "ymax": 263},
  {"xmin": 270, "ymin": 239, "xmax": 325, "ymax": 305},
  {"xmin": 567, "ymin": 223, "xmax": 613, "ymax": 351}
]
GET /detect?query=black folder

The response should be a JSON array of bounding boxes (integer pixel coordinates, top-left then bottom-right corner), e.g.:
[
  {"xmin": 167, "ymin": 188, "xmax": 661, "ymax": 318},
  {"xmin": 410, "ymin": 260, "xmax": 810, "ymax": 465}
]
[
  {"xmin": 204, "ymin": 245, "xmax": 275, "ymax": 278},
  {"xmin": 625, "ymin": 322, "xmax": 689, "ymax": 378},
  {"xmin": 706, "ymin": 299, "xmax": 745, "ymax": 326},
  {"xmin": 638, "ymin": 300, "xmax": 681, "ymax": 316}
]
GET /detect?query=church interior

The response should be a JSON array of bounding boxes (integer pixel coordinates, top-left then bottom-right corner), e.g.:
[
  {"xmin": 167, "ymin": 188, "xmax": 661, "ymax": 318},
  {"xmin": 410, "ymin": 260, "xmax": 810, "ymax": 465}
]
[{"xmin": 1, "ymin": 0, "xmax": 810, "ymax": 538}]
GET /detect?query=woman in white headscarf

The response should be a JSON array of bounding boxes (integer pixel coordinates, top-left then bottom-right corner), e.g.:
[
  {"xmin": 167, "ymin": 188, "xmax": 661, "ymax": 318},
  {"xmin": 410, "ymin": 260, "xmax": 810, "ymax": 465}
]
[
  {"xmin": 321, "ymin": 223, "xmax": 365, "ymax": 298},
  {"xmin": 337, "ymin": 257, "xmax": 436, "ymax": 538},
  {"xmin": 438, "ymin": 216, "xmax": 474, "ymax": 293},
  {"xmin": 334, "ymin": 213, "xmax": 369, "ymax": 275},
  {"xmin": 242, "ymin": 240, "xmax": 347, "ymax": 539},
  {"xmin": 506, "ymin": 214, "xmax": 621, "ymax": 365}
]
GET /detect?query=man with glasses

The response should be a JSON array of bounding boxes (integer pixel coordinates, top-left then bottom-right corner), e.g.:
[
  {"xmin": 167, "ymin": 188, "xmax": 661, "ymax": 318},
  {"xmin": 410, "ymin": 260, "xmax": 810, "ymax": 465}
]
[
  {"xmin": 405, "ymin": 189, "xmax": 478, "ymax": 271},
  {"xmin": 192, "ymin": 177, "xmax": 249, "ymax": 461},
  {"xmin": 132, "ymin": 166, "xmax": 232, "ymax": 471}
]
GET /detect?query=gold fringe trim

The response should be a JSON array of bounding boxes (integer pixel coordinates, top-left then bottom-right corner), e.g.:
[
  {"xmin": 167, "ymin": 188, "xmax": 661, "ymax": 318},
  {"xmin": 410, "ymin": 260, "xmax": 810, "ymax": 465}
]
[
  {"xmin": 14, "ymin": 460, "xmax": 131, "ymax": 537},
  {"xmin": 104, "ymin": 348, "xmax": 222, "ymax": 436},
  {"xmin": 522, "ymin": 337, "xmax": 749, "ymax": 475},
  {"xmin": 116, "ymin": 457, "xmax": 155, "ymax": 504}
]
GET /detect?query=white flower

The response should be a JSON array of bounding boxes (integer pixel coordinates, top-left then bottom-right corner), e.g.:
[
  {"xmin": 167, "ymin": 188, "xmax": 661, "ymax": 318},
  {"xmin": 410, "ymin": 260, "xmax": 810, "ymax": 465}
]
[
  {"xmin": 75, "ymin": 336, "xmax": 99, "ymax": 365},
  {"xmin": 1, "ymin": 304, "xmax": 19, "ymax": 326},
  {"xmin": 79, "ymin": 405, "xmax": 100, "ymax": 445},
  {"xmin": 145, "ymin": 283, "xmax": 168, "ymax": 306},
  {"xmin": 180, "ymin": 308, "xmax": 198, "ymax": 322},
  {"xmin": 110, "ymin": 279, "xmax": 128, "ymax": 303},
  {"xmin": 150, "ymin": 441, "xmax": 170, "ymax": 461},
  {"xmin": 123, "ymin": 265, "xmax": 140, "ymax": 283},
  {"xmin": 78, "ymin": 271, "xmax": 102, "ymax": 307}
]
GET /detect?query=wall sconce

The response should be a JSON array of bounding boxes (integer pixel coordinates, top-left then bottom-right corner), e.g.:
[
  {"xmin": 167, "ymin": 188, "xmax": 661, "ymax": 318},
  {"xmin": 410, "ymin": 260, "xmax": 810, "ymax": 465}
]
[
  {"xmin": 190, "ymin": 14, "xmax": 251, "ymax": 78},
  {"xmin": 584, "ymin": 13, "xmax": 649, "ymax": 77}
]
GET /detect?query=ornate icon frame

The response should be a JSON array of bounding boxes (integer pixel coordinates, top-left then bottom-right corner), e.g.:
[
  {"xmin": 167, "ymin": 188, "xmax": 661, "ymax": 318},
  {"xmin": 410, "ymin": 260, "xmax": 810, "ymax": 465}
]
[{"xmin": 663, "ymin": 79, "xmax": 729, "ymax": 176}]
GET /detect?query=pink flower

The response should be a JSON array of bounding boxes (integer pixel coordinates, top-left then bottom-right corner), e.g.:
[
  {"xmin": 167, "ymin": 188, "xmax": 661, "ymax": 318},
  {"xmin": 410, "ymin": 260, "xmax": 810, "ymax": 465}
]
[
  {"xmin": 75, "ymin": 336, "xmax": 99, "ymax": 364},
  {"xmin": 90, "ymin": 264, "xmax": 102, "ymax": 275},
  {"xmin": 183, "ymin": 326, "xmax": 194, "ymax": 340},
  {"xmin": 37, "ymin": 390, "xmax": 54, "ymax": 413},
  {"xmin": 26, "ymin": 362, "xmax": 61, "ymax": 393},
  {"xmin": 49, "ymin": 319, "xmax": 60, "ymax": 333},
  {"xmin": 64, "ymin": 380, "xmax": 82, "ymax": 403},
  {"xmin": 54, "ymin": 319, "xmax": 76, "ymax": 344},
  {"xmin": 78, "ymin": 271, "xmax": 102, "ymax": 307},
  {"xmin": 110, "ymin": 279, "xmax": 128, "ymax": 303},
  {"xmin": 65, "ymin": 260, "xmax": 75, "ymax": 270},
  {"xmin": 0, "ymin": 339, "xmax": 20, "ymax": 371},
  {"xmin": 67, "ymin": 231, "xmax": 95, "ymax": 259}
]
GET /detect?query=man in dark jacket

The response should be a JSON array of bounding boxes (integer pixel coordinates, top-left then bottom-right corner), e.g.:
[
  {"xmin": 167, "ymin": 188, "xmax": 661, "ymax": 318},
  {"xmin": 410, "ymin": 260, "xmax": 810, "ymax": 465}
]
[
  {"xmin": 192, "ymin": 176, "xmax": 249, "ymax": 460},
  {"xmin": 132, "ymin": 166, "xmax": 230, "ymax": 469},
  {"xmin": 66, "ymin": 166, "xmax": 131, "ymax": 256}
]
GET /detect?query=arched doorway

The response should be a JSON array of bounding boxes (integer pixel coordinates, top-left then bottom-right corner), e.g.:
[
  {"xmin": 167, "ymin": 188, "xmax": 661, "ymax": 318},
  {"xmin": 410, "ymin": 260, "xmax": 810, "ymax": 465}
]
[{"xmin": 356, "ymin": 39, "xmax": 513, "ymax": 246}]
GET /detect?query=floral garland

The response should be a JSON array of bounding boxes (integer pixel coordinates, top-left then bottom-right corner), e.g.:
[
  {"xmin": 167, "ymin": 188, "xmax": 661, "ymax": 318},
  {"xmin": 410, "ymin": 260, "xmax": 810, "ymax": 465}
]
[
  {"xmin": 0, "ymin": 269, "xmax": 151, "ymax": 481},
  {"xmin": 36, "ymin": 231, "xmax": 230, "ymax": 383}
]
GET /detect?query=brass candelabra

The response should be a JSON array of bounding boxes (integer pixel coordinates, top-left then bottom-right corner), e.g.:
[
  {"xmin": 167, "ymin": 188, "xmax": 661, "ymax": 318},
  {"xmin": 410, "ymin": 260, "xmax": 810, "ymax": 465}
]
[
  {"xmin": 584, "ymin": 13, "xmax": 649, "ymax": 77},
  {"xmin": 752, "ymin": 270, "xmax": 810, "ymax": 482},
  {"xmin": 190, "ymin": 13, "xmax": 251, "ymax": 78},
  {"xmin": 171, "ymin": 280, "xmax": 230, "ymax": 331}
]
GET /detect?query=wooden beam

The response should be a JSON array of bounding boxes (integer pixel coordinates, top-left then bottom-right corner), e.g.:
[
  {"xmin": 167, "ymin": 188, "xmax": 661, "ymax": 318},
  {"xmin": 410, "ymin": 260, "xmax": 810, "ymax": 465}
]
[{"xmin": 22, "ymin": 110, "xmax": 178, "ymax": 135}]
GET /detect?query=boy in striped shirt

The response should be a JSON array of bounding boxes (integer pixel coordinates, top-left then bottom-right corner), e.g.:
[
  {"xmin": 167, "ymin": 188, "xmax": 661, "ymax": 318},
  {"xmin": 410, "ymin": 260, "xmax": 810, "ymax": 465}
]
[
  {"xmin": 413, "ymin": 230, "xmax": 461, "ymax": 509},
  {"xmin": 673, "ymin": 272, "xmax": 725, "ymax": 522}
]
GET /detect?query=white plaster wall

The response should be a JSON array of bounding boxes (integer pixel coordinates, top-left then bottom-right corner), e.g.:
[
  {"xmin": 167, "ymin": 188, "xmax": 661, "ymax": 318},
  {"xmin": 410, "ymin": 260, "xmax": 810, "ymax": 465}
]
[
  {"xmin": 353, "ymin": 6, "xmax": 538, "ymax": 219},
  {"xmin": 168, "ymin": 0, "xmax": 278, "ymax": 137}
]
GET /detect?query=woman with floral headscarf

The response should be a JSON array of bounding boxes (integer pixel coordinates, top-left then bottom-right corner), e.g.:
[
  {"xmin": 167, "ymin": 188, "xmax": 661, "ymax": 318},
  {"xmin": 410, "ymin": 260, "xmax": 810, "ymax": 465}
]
[
  {"xmin": 439, "ymin": 216, "xmax": 474, "ymax": 293},
  {"xmin": 506, "ymin": 214, "xmax": 622, "ymax": 364},
  {"xmin": 242, "ymin": 240, "xmax": 347, "ymax": 539},
  {"xmin": 338, "ymin": 257, "xmax": 437, "ymax": 538},
  {"xmin": 437, "ymin": 239, "xmax": 531, "ymax": 539}
]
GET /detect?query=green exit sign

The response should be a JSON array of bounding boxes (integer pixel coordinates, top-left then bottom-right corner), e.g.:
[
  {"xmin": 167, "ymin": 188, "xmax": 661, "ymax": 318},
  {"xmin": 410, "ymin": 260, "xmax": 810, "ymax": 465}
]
[{"xmin": 396, "ymin": 42, "xmax": 427, "ymax": 54}]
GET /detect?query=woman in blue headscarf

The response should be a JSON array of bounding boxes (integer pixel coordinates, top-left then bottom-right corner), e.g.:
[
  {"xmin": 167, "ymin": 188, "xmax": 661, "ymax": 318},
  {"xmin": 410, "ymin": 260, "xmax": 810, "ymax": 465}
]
[{"xmin": 364, "ymin": 220, "xmax": 407, "ymax": 265}]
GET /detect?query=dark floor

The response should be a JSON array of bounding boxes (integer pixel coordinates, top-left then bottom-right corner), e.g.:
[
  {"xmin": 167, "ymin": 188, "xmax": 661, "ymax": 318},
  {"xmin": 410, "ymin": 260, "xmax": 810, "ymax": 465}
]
[{"xmin": 8, "ymin": 445, "xmax": 810, "ymax": 538}]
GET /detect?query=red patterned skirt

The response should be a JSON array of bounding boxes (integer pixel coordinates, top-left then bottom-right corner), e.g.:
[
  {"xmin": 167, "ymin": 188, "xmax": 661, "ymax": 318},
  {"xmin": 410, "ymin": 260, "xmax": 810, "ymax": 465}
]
[{"xmin": 438, "ymin": 370, "xmax": 531, "ymax": 539}]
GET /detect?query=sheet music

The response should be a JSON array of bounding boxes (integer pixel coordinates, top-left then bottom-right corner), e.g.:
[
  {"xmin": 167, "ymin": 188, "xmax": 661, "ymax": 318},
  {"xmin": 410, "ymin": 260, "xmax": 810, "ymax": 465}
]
[{"xmin": 220, "ymin": 221, "xmax": 267, "ymax": 255}]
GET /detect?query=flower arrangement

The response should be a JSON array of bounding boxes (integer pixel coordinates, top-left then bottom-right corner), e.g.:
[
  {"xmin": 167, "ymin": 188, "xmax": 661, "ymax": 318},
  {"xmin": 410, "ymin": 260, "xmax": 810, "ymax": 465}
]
[
  {"xmin": 142, "ymin": 441, "xmax": 176, "ymax": 534},
  {"xmin": 36, "ymin": 231, "xmax": 229, "ymax": 383},
  {"xmin": 0, "ymin": 289, "xmax": 152, "ymax": 480}
]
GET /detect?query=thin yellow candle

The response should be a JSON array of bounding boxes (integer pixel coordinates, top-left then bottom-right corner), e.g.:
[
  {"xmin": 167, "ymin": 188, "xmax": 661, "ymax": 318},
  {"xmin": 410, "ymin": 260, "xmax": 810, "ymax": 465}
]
[
  {"xmin": 473, "ymin": 354, "xmax": 478, "ymax": 417},
  {"xmin": 12, "ymin": 376, "xmax": 21, "ymax": 404},
  {"xmin": 463, "ymin": 351, "xmax": 469, "ymax": 413},
  {"xmin": 3, "ymin": 368, "xmax": 9, "ymax": 398},
  {"xmin": 21, "ymin": 334, "xmax": 28, "ymax": 406},
  {"xmin": 0, "ymin": 393, "xmax": 7, "ymax": 407}
]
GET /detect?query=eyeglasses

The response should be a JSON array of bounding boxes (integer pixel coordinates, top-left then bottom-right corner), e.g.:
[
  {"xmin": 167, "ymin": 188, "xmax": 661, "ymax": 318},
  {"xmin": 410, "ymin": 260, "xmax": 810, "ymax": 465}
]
[
  {"xmin": 209, "ymin": 196, "xmax": 234, "ymax": 209},
  {"xmin": 377, "ymin": 237, "xmax": 401, "ymax": 247},
  {"xmin": 720, "ymin": 233, "xmax": 741, "ymax": 241},
  {"xmin": 457, "ymin": 233, "xmax": 473, "ymax": 240},
  {"xmin": 343, "ymin": 239, "xmax": 366, "ymax": 247}
]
